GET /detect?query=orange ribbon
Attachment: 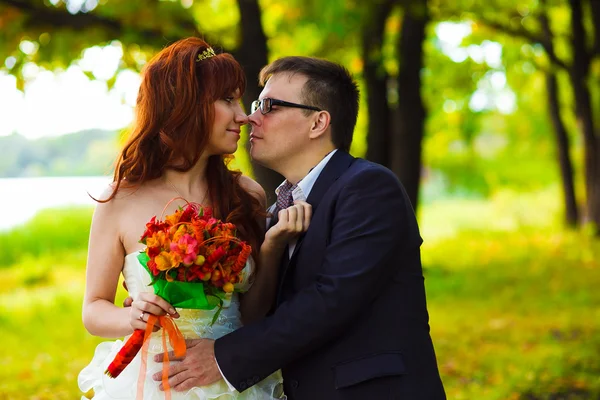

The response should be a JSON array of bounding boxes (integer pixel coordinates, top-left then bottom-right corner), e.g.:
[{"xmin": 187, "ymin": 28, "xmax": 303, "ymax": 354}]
[{"xmin": 136, "ymin": 314, "xmax": 186, "ymax": 400}]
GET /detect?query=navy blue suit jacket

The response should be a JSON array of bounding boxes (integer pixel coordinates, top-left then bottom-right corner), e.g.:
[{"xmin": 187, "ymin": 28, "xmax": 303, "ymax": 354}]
[{"xmin": 215, "ymin": 151, "xmax": 446, "ymax": 399}]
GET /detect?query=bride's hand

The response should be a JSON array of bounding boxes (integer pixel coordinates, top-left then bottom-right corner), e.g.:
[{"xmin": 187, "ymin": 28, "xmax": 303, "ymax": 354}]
[
  {"xmin": 265, "ymin": 200, "xmax": 312, "ymax": 248},
  {"xmin": 129, "ymin": 293, "xmax": 179, "ymax": 332}
]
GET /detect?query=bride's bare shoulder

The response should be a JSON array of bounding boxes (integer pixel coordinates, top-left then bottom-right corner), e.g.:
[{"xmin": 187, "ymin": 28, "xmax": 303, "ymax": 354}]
[
  {"xmin": 238, "ymin": 175, "xmax": 267, "ymax": 207},
  {"xmin": 93, "ymin": 181, "xmax": 145, "ymax": 213}
]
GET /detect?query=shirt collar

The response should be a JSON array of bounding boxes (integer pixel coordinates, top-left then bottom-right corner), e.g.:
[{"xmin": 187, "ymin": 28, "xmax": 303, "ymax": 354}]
[{"xmin": 274, "ymin": 149, "xmax": 338, "ymax": 203}]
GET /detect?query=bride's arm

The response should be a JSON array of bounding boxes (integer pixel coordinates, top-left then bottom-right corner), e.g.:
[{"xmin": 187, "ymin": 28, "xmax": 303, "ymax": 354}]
[
  {"xmin": 82, "ymin": 186, "xmax": 174, "ymax": 338},
  {"xmin": 237, "ymin": 177, "xmax": 311, "ymax": 325},
  {"xmin": 239, "ymin": 229, "xmax": 286, "ymax": 325},
  {"xmin": 240, "ymin": 206, "xmax": 312, "ymax": 324}
]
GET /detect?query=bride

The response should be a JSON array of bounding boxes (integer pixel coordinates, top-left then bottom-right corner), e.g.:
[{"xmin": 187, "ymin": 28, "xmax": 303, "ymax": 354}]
[{"xmin": 78, "ymin": 37, "xmax": 310, "ymax": 399}]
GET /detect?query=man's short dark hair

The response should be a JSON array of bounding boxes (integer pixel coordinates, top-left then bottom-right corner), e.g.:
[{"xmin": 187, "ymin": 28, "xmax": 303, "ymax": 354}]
[{"xmin": 259, "ymin": 56, "xmax": 360, "ymax": 152}]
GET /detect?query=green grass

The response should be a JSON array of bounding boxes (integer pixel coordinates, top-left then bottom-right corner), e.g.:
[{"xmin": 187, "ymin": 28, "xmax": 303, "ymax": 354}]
[
  {"xmin": 0, "ymin": 206, "xmax": 93, "ymax": 268},
  {"xmin": 1, "ymin": 189, "xmax": 599, "ymax": 399},
  {"xmin": 423, "ymin": 229, "xmax": 600, "ymax": 399},
  {"xmin": 0, "ymin": 250, "xmax": 128, "ymax": 400}
]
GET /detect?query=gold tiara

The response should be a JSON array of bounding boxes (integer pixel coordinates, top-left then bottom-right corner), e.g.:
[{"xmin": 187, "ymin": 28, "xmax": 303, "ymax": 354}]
[{"xmin": 197, "ymin": 47, "xmax": 216, "ymax": 62}]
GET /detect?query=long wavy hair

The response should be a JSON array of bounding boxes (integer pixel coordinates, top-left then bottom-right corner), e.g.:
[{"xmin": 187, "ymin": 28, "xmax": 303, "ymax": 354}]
[{"xmin": 101, "ymin": 37, "xmax": 265, "ymax": 256}]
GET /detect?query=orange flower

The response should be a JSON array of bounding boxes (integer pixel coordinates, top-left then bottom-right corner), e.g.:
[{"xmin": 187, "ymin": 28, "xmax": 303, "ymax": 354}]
[
  {"xmin": 140, "ymin": 216, "xmax": 169, "ymax": 243},
  {"xmin": 138, "ymin": 202, "xmax": 250, "ymax": 284},
  {"xmin": 155, "ymin": 251, "xmax": 182, "ymax": 271},
  {"xmin": 146, "ymin": 231, "xmax": 168, "ymax": 249},
  {"xmin": 172, "ymin": 225, "xmax": 189, "ymax": 243},
  {"xmin": 165, "ymin": 209, "xmax": 182, "ymax": 226}
]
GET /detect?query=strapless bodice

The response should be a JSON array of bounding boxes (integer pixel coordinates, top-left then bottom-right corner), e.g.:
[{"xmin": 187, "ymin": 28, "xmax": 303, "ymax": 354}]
[{"xmin": 122, "ymin": 250, "xmax": 255, "ymax": 340}]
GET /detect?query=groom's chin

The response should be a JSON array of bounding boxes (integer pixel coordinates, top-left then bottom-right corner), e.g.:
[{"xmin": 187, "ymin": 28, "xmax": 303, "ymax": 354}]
[{"xmin": 248, "ymin": 150, "xmax": 267, "ymax": 167}]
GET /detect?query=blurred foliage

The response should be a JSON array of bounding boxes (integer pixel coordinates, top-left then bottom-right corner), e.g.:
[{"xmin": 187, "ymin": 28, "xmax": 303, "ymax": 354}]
[
  {"xmin": 0, "ymin": 0, "xmax": 591, "ymax": 202},
  {"xmin": 425, "ymin": 224, "xmax": 600, "ymax": 399},
  {"xmin": 0, "ymin": 207, "xmax": 93, "ymax": 267},
  {"xmin": 0, "ymin": 0, "xmax": 202, "ymax": 86},
  {"xmin": 0, "ymin": 129, "xmax": 117, "ymax": 177}
]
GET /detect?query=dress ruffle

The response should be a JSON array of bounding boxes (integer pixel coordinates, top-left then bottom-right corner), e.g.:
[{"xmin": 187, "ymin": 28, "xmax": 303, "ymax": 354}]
[
  {"xmin": 78, "ymin": 253, "xmax": 285, "ymax": 400},
  {"xmin": 78, "ymin": 335, "xmax": 285, "ymax": 400}
]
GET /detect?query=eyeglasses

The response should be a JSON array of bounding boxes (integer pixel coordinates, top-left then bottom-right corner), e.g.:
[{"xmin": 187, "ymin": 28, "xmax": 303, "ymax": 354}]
[{"xmin": 251, "ymin": 98, "xmax": 322, "ymax": 115}]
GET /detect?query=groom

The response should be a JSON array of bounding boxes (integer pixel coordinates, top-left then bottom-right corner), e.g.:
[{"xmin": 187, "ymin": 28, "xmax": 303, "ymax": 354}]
[{"xmin": 156, "ymin": 56, "xmax": 446, "ymax": 399}]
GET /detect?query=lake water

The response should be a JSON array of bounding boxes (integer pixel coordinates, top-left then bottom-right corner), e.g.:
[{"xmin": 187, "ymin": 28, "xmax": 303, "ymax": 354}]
[{"xmin": 0, "ymin": 176, "xmax": 112, "ymax": 231}]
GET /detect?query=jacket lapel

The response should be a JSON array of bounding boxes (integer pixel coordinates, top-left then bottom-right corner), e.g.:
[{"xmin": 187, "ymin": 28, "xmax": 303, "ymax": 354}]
[
  {"xmin": 288, "ymin": 150, "xmax": 355, "ymax": 261},
  {"xmin": 266, "ymin": 202, "xmax": 278, "ymax": 230},
  {"xmin": 275, "ymin": 151, "xmax": 355, "ymax": 305},
  {"xmin": 305, "ymin": 150, "xmax": 355, "ymax": 213}
]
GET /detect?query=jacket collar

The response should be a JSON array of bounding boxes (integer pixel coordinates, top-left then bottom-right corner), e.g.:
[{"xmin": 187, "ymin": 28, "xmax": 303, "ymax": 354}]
[{"xmin": 305, "ymin": 149, "xmax": 355, "ymax": 212}]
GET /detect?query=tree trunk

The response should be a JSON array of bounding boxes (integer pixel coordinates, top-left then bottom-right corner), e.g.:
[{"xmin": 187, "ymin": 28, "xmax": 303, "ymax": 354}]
[
  {"xmin": 569, "ymin": 0, "xmax": 600, "ymax": 232},
  {"xmin": 363, "ymin": 0, "xmax": 394, "ymax": 167},
  {"xmin": 390, "ymin": 1, "xmax": 428, "ymax": 212},
  {"xmin": 588, "ymin": 0, "xmax": 600, "ymax": 230},
  {"xmin": 540, "ymin": 0, "xmax": 579, "ymax": 226},
  {"xmin": 235, "ymin": 0, "xmax": 282, "ymax": 203},
  {"xmin": 546, "ymin": 72, "xmax": 579, "ymax": 226},
  {"xmin": 590, "ymin": 0, "xmax": 600, "ymax": 56}
]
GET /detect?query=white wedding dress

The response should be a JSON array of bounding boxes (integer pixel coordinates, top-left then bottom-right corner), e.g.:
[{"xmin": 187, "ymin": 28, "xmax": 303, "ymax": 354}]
[{"xmin": 78, "ymin": 251, "xmax": 285, "ymax": 400}]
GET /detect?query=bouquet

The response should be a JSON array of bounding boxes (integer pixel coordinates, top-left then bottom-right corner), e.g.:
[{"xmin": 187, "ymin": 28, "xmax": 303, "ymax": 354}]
[{"xmin": 105, "ymin": 200, "xmax": 252, "ymax": 382}]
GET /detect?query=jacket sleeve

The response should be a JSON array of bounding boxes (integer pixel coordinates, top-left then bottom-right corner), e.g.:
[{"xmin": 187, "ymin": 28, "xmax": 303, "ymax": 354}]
[{"xmin": 214, "ymin": 165, "xmax": 416, "ymax": 392}]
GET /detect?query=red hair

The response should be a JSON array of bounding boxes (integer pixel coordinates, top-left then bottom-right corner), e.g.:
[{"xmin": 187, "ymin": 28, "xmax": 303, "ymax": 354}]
[{"xmin": 102, "ymin": 37, "xmax": 265, "ymax": 256}]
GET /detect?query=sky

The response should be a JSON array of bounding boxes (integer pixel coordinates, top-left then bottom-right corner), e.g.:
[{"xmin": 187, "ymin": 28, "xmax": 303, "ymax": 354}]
[
  {"xmin": 0, "ymin": 42, "xmax": 140, "ymax": 139},
  {"xmin": 0, "ymin": 22, "xmax": 514, "ymax": 141}
]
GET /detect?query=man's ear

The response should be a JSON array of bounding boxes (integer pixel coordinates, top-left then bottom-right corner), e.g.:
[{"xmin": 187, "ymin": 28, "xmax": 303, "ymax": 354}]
[{"xmin": 308, "ymin": 111, "xmax": 332, "ymax": 139}]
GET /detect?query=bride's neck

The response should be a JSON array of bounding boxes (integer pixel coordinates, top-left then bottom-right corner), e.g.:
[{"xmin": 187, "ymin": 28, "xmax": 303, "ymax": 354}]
[{"xmin": 163, "ymin": 156, "xmax": 209, "ymax": 200}]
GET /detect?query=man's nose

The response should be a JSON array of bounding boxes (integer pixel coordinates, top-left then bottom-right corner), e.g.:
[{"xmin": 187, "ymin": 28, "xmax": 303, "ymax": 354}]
[{"xmin": 247, "ymin": 109, "xmax": 262, "ymax": 127}]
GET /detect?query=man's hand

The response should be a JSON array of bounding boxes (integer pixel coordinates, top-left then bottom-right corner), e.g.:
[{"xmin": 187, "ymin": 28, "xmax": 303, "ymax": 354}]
[
  {"xmin": 153, "ymin": 339, "xmax": 222, "ymax": 391},
  {"xmin": 265, "ymin": 200, "xmax": 312, "ymax": 247}
]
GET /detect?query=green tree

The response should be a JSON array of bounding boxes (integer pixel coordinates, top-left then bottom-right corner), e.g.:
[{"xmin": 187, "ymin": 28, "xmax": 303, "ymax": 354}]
[
  {"xmin": 432, "ymin": 0, "xmax": 600, "ymax": 231},
  {"xmin": 0, "ymin": 0, "xmax": 283, "ymax": 196}
]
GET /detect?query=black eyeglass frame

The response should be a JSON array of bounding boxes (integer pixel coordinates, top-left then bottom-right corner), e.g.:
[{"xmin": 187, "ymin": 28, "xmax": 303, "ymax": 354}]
[{"xmin": 251, "ymin": 98, "xmax": 322, "ymax": 115}]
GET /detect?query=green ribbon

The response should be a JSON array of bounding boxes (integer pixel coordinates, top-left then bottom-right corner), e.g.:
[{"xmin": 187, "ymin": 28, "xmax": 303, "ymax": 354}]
[{"xmin": 137, "ymin": 252, "xmax": 220, "ymax": 310}]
